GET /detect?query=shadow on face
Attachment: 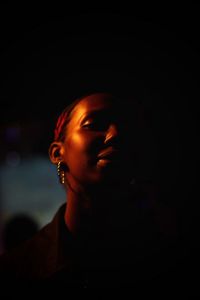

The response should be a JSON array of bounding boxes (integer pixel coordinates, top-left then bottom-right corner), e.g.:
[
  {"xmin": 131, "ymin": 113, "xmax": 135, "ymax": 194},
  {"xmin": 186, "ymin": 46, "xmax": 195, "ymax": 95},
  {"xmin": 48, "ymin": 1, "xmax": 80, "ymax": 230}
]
[{"xmin": 60, "ymin": 93, "xmax": 138, "ymax": 190}]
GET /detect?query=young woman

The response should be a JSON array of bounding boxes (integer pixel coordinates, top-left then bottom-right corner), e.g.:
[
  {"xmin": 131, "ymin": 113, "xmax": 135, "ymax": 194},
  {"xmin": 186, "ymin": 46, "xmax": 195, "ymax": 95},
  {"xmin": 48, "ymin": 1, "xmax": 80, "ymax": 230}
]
[{"xmin": 0, "ymin": 92, "xmax": 178, "ymax": 288}]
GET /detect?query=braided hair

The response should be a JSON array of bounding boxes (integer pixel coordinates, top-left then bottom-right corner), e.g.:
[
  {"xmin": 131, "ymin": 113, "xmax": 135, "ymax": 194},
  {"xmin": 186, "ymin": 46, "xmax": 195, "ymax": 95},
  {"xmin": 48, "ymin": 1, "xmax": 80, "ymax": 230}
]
[{"xmin": 54, "ymin": 96, "xmax": 85, "ymax": 142}]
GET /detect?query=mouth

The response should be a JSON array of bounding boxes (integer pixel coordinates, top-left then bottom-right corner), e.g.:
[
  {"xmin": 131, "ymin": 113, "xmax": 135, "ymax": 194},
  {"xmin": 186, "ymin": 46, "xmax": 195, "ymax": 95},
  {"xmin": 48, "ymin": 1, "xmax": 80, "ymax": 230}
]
[
  {"xmin": 98, "ymin": 147, "xmax": 119, "ymax": 159},
  {"xmin": 97, "ymin": 147, "xmax": 119, "ymax": 167}
]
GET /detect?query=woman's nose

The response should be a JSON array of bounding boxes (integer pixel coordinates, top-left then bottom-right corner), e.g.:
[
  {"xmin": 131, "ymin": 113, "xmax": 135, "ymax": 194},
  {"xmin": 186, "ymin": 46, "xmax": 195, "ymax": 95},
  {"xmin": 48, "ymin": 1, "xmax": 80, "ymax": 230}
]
[{"xmin": 104, "ymin": 124, "xmax": 119, "ymax": 144}]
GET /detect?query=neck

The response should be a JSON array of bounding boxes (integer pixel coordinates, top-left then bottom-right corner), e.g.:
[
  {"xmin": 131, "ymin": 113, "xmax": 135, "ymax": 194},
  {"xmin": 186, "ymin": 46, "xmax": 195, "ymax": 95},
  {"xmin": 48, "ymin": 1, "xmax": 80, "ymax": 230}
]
[{"xmin": 64, "ymin": 181, "xmax": 129, "ymax": 241}]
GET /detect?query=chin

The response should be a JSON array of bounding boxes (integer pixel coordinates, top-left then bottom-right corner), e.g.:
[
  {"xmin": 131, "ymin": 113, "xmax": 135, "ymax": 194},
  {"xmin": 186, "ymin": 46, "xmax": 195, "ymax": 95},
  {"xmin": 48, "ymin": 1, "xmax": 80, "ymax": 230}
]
[
  {"xmin": 94, "ymin": 173, "xmax": 122, "ymax": 187},
  {"xmin": 85, "ymin": 166, "xmax": 128, "ymax": 187}
]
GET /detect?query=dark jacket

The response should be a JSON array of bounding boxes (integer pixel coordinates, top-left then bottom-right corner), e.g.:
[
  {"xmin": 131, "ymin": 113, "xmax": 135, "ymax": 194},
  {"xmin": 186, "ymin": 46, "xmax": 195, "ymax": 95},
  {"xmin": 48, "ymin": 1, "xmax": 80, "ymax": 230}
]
[{"xmin": 0, "ymin": 200, "xmax": 194, "ymax": 290}]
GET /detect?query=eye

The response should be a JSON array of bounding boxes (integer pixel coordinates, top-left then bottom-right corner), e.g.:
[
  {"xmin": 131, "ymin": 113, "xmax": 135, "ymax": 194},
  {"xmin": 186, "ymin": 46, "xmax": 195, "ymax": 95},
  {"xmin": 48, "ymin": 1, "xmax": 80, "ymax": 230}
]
[{"xmin": 82, "ymin": 119, "xmax": 109, "ymax": 131}]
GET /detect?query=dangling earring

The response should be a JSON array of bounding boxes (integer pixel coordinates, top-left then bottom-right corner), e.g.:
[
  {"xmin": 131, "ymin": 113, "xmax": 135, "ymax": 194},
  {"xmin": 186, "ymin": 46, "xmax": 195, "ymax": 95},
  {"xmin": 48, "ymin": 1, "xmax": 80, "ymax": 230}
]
[{"xmin": 57, "ymin": 161, "xmax": 65, "ymax": 184}]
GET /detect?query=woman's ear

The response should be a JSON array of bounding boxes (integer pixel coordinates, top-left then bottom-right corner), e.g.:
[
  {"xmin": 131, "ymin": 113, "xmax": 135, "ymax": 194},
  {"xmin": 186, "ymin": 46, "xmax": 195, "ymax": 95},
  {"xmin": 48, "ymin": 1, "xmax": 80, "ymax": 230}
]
[{"xmin": 48, "ymin": 142, "xmax": 64, "ymax": 164}]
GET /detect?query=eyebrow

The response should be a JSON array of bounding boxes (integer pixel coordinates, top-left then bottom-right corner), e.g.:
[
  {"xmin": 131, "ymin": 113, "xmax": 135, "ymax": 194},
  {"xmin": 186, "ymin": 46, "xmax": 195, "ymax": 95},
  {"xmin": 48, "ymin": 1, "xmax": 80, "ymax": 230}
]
[{"xmin": 80, "ymin": 109, "xmax": 113, "ymax": 122}]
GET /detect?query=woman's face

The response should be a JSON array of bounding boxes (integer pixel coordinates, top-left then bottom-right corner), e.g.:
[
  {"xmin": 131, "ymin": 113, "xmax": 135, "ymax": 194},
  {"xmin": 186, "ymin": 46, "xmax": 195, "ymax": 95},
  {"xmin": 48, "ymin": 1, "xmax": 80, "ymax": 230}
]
[{"xmin": 61, "ymin": 93, "xmax": 134, "ymax": 189}]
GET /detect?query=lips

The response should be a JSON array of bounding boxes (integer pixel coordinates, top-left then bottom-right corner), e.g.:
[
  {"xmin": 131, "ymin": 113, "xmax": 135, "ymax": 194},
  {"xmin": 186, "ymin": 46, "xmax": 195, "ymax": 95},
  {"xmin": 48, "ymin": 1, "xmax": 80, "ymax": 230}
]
[{"xmin": 97, "ymin": 147, "xmax": 119, "ymax": 161}]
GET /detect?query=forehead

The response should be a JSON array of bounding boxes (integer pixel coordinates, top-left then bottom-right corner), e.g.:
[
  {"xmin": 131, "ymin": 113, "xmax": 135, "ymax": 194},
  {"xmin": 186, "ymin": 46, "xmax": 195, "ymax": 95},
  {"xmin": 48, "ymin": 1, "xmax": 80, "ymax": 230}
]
[{"xmin": 71, "ymin": 93, "xmax": 121, "ymax": 120}]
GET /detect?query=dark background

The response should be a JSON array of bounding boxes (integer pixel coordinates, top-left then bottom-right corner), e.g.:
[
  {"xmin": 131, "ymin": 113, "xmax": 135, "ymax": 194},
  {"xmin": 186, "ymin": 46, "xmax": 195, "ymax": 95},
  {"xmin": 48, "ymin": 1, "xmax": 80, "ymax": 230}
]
[{"xmin": 0, "ymin": 10, "xmax": 199, "ymax": 243}]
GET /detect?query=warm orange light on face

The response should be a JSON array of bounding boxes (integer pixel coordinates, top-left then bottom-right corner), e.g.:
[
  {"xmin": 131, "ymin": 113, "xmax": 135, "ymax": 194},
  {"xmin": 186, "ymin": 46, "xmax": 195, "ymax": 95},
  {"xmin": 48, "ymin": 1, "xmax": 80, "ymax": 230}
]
[{"xmin": 60, "ymin": 93, "xmax": 132, "ymax": 190}]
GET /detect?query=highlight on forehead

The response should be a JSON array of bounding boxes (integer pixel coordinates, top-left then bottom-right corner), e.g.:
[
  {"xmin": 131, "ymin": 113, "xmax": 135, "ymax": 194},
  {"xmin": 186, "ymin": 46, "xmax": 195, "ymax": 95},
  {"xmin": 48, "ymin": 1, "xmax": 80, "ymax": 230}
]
[{"xmin": 54, "ymin": 92, "xmax": 119, "ymax": 141}]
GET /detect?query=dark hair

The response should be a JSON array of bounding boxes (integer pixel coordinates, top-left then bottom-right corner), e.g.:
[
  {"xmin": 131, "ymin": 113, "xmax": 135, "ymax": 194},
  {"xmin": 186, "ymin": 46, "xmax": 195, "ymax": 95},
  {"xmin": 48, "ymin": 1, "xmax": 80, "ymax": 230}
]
[{"xmin": 54, "ymin": 97, "xmax": 82, "ymax": 142}]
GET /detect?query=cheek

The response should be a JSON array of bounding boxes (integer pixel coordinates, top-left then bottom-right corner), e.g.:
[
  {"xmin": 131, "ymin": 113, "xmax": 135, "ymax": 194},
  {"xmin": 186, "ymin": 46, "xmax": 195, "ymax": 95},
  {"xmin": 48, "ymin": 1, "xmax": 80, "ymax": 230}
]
[
  {"xmin": 64, "ymin": 131, "xmax": 109, "ymax": 184},
  {"xmin": 65, "ymin": 133, "xmax": 86, "ymax": 162},
  {"xmin": 64, "ymin": 132, "xmax": 99, "ymax": 169}
]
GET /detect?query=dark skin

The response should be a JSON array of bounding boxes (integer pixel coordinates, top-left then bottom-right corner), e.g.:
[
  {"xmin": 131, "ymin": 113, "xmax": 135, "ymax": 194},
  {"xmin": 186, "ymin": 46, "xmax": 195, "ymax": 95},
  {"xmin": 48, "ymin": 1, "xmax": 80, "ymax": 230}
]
[
  {"xmin": 49, "ymin": 93, "xmax": 134, "ymax": 241},
  {"xmin": 48, "ymin": 94, "xmax": 178, "ymax": 280}
]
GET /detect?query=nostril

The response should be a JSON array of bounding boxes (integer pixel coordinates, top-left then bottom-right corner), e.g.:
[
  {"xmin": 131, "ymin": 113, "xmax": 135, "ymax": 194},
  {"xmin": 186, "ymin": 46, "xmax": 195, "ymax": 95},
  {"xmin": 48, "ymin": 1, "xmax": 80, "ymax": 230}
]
[
  {"xmin": 104, "ymin": 136, "xmax": 120, "ymax": 148},
  {"xmin": 104, "ymin": 124, "xmax": 119, "ymax": 144}
]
